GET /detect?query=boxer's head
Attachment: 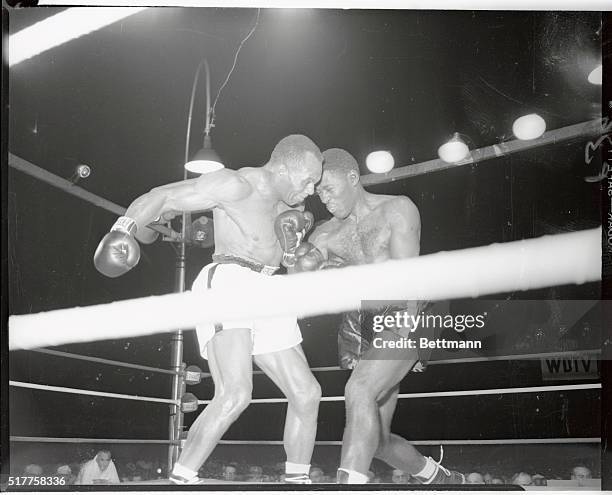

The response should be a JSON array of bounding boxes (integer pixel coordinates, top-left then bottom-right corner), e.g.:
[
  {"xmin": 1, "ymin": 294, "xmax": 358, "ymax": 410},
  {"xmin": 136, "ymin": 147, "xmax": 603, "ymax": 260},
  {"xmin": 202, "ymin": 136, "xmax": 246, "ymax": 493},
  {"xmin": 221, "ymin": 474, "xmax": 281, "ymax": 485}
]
[
  {"xmin": 95, "ymin": 451, "xmax": 112, "ymax": 472},
  {"xmin": 269, "ymin": 135, "xmax": 322, "ymax": 206},
  {"xmin": 317, "ymin": 148, "xmax": 362, "ymax": 219}
]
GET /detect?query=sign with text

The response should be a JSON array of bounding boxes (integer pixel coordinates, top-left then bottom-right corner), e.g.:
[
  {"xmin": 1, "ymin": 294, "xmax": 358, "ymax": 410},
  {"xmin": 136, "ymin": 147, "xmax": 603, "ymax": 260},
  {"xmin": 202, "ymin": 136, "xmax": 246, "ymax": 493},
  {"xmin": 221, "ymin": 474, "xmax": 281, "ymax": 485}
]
[{"xmin": 541, "ymin": 355, "xmax": 599, "ymax": 381}]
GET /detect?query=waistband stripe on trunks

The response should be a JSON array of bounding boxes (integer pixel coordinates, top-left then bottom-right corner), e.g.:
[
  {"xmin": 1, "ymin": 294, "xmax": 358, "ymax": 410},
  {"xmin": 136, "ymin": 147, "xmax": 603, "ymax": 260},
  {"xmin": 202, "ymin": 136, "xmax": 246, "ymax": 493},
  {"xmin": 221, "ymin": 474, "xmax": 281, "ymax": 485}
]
[{"xmin": 212, "ymin": 254, "xmax": 279, "ymax": 275}]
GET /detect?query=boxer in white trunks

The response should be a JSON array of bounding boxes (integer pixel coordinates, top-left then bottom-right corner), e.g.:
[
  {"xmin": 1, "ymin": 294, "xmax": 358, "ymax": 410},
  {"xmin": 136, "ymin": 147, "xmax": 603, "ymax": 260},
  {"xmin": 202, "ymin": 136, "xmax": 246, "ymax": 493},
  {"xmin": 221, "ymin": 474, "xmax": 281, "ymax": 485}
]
[{"xmin": 94, "ymin": 135, "xmax": 323, "ymax": 484}]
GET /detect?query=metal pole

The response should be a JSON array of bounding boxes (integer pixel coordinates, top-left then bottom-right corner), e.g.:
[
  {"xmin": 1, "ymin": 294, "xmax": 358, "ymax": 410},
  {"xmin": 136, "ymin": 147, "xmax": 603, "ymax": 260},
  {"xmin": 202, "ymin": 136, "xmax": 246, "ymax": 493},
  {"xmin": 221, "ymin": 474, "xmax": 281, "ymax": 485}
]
[{"xmin": 168, "ymin": 59, "xmax": 209, "ymax": 473}]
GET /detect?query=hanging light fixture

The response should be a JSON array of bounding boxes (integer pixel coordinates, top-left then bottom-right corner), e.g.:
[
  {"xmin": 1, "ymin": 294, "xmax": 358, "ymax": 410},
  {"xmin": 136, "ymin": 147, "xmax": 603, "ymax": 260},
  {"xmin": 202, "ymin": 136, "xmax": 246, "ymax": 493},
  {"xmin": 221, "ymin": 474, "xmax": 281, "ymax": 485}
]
[
  {"xmin": 184, "ymin": 59, "xmax": 224, "ymax": 174},
  {"xmin": 512, "ymin": 113, "xmax": 547, "ymax": 140},
  {"xmin": 366, "ymin": 150, "xmax": 395, "ymax": 174},
  {"xmin": 438, "ymin": 133, "xmax": 470, "ymax": 163},
  {"xmin": 588, "ymin": 64, "xmax": 602, "ymax": 85}
]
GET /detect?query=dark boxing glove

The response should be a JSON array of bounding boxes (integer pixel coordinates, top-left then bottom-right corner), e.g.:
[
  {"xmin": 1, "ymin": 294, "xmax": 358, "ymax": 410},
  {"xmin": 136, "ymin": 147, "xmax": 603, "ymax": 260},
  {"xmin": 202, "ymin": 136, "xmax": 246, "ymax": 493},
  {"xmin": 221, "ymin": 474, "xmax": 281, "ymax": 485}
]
[
  {"xmin": 94, "ymin": 216, "xmax": 141, "ymax": 278},
  {"xmin": 274, "ymin": 210, "xmax": 314, "ymax": 267},
  {"xmin": 294, "ymin": 241, "xmax": 326, "ymax": 272}
]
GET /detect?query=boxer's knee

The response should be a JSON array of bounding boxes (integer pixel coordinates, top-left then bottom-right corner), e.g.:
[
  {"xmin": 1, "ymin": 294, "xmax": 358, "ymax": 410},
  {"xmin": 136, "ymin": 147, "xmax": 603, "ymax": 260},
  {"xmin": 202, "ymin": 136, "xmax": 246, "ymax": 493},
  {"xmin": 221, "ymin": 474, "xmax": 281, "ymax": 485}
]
[
  {"xmin": 345, "ymin": 375, "xmax": 377, "ymax": 408},
  {"xmin": 217, "ymin": 384, "xmax": 252, "ymax": 420},
  {"xmin": 288, "ymin": 376, "xmax": 321, "ymax": 413}
]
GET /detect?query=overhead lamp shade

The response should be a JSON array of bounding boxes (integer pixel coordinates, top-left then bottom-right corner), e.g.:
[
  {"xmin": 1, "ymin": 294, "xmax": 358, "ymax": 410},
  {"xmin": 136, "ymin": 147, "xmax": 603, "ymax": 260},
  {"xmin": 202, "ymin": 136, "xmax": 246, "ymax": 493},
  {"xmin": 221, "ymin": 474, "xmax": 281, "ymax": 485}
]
[
  {"xmin": 185, "ymin": 147, "xmax": 224, "ymax": 174},
  {"xmin": 588, "ymin": 64, "xmax": 602, "ymax": 85},
  {"xmin": 438, "ymin": 133, "xmax": 469, "ymax": 163},
  {"xmin": 512, "ymin": 114, "xmax": 546, "ymax": 140},
  {"xmin": 366, "ymin": 150, "xmax": 395, "ymax": 173}
]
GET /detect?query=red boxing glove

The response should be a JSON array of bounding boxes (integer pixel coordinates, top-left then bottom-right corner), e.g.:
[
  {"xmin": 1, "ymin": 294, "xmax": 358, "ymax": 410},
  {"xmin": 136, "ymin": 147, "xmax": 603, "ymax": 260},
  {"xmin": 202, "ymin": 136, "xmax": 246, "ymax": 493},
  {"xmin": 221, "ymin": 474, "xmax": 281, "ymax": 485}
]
[
  {"xmin": 274, "ymin": 210, "xmax": 314, "ymax": 267},
  {"xmin": 294, "ymin": 242, "xmax": 326, "ymax": 272},
  {"xmin": 94, "ymin": 216, "xmax": 141, "ymax": 278}
]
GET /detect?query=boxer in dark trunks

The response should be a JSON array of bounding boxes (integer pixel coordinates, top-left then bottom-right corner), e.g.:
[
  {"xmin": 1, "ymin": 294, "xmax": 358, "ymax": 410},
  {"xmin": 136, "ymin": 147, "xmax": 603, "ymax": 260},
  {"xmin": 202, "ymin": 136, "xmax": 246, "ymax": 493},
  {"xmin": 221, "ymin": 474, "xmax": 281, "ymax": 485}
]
[{"xmin": 293, "ymin": 148, "xmax": 465, "ymax": 484}]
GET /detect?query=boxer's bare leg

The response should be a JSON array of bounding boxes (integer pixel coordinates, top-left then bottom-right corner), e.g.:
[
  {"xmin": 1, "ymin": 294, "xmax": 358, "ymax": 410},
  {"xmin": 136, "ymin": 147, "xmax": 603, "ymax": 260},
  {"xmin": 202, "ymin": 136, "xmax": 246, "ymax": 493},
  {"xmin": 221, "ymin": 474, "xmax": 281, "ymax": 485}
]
[
  {"xmin": 176, "ymin": 328, "xmax": 253, "ymax": 472},
  {"xmin": 339, "ymin": 330, "xmax": 418, "ymax": 478},
  {"xmin": 254, "ymin": 345, "xmax": 321, "ymax": 466},
  {"xmin": 374, "ymin": 384, "xmax": 427, "ymax": 474}
]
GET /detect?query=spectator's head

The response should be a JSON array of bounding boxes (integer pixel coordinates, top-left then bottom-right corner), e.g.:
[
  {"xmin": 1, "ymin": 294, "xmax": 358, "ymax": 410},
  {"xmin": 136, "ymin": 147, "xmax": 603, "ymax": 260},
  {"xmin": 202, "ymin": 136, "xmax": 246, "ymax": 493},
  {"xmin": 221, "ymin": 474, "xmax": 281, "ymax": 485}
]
[
  {"xmin": 532, "ymin": 474, "xmax": 547, "ymax": 486},
  {"xmin": 466, "ymin": 472, "xmax": 485, "ymax": 484},
  {"xmin": 95, "ymin": 450, "xmax": 112, "ymax": 472},
  {"xmin": 391, "ymin": 469, "xmax": 409, "ymax": 484},
  {"xmin": 56, "ymin": 464, "xmax": 73, "ymax": 483},
  {"xmin": 483, "ymin": 472, "xmax": 493, "ymax": 484},
  {"xmin": 491, "ymin": 477, "xmax": 505, "ymax": 484},
  {"xmin": 246, "ymin": 465, "xmax": 263, "ymax": 482},
  {"xmin": 57, "ymin": 465, "xmax": 72, "ymax": 476},
  {"xmin": 571, "ymin": 465, "xmax": 592, "ymax": 485},
  {"xmin": 222, "ymin": 464, "xmax": 238, "ymax": 481},
  {"xmin": 309, "ymin": 467, "xmax": 324, "ymax": 483},
  {"xmin": 512, "ymin": 472, "xmax": 533, "ymax": 486},
  {"xmin": 24, "ymin": 464, "xmax": 43, "ymax": 476}
]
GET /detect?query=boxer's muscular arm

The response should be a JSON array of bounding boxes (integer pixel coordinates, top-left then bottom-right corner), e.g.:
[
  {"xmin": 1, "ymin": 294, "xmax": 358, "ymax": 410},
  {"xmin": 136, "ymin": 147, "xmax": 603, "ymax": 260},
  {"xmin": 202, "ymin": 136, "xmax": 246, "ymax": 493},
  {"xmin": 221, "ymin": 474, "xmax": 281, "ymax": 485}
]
[
  {"xmin": 308, "ymin": 222, "xmax": 346, "ymax": 268},
  {"xmin": 125, "ymin": 169, "xmax": 251, "ymax": 235},
  {"xmin": 386, "ymin": 197, "xmax": 421, "ymax": 259}
]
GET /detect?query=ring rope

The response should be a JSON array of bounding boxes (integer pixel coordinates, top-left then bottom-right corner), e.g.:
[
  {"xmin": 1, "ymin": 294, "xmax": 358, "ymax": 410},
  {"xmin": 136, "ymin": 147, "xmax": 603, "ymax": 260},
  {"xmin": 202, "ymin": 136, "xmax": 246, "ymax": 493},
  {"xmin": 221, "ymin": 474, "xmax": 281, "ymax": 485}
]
[
  {"xmin": 197, "ymin": 383, "xmax": 601, "ymax": 405},
  {"xmin": 217, "ymin": 438, "xmax": 601, "ymax": 446},
  {"xmin": 214, "ymin": 349, "xmax": 602, "ymax": 379},
  {"xmin": 10, "ymin": 381, "xmax": 599, "ymax": 406},
  {"xmin": 9, "ymin": 380, "xmax": 177, "ymax": 405},
  {"xmin": 30, "ymin": 348, "xmax": 178, "ymax": 376},
  {"xmin": 10, "ymin": 436, "xmax": 178, "ymax": 444},
  {"xmin": 8, "ymin": 436, "xmax": 600, "ymax": 446},
  {"xmin": 8, "ymin": 229, "xmax": 601, "ymax": 351}
]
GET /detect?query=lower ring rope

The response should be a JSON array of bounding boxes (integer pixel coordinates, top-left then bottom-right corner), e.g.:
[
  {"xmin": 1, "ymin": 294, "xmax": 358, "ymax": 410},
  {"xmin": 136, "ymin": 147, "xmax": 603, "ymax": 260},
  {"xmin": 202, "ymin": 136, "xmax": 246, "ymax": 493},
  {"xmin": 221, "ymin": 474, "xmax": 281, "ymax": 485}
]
[
  {"xmin": 197, "ymin": 383, "xmax": 601, "ymax": 405},
  {"xmin": 9, "ymin": 380, "xmax": 177, "ymax": 405},
  {"xmin": 8, "ymin": 229, "xmax": 601, "ymax": 350}
]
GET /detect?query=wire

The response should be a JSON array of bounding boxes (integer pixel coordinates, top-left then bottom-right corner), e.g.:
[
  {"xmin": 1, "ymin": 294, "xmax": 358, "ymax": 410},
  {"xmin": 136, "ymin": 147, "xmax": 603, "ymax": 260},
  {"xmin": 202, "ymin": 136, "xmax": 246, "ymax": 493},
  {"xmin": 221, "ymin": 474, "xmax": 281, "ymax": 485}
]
[{"xmin": 210, "ymin": 9, "xmax": 261, "ymax": 127}]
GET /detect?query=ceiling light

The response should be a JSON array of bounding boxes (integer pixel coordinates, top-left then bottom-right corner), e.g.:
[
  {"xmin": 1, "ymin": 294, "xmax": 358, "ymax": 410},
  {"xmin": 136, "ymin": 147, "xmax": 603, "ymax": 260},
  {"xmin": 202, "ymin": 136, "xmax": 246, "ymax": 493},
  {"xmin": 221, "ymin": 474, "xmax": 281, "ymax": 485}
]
[
  {"xmin": 438, "ymin": 133, "xmax": 469, "ymax": 163},
  {"xmin": 588, "ymin": 64, "xmax": 602, "ymax": 85},
  {"xmin": 9, "ymin": 7, "xmax": 147, "ymax": 66},
  {"xmin": 512, "ymin": 114, "xmax": 546, "ymax": 140},
  {"xmin": 366, "ymin": 151, "xmax": 395, "ymax": 173}
]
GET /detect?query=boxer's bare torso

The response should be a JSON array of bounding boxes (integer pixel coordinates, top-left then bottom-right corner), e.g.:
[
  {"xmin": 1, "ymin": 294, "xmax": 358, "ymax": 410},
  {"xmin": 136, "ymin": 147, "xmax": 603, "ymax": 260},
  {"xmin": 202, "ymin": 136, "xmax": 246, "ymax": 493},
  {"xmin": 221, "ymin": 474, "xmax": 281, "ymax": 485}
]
[
  {"xmin": 310, "ymin": 193, "xmax": 420, "ymax": 266},
  {"xmin": 126, "ymin": 167, "xmax": 307, "ymax": 267}
]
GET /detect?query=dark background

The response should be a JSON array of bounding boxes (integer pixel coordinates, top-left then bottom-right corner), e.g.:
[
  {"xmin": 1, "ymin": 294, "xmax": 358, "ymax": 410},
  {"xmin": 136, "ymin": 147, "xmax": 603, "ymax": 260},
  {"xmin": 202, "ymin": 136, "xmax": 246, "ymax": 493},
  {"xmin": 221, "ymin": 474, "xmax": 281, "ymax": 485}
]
[{"xmin": 4, "ymin": 7, "xmax": 607, "ymax": 480}]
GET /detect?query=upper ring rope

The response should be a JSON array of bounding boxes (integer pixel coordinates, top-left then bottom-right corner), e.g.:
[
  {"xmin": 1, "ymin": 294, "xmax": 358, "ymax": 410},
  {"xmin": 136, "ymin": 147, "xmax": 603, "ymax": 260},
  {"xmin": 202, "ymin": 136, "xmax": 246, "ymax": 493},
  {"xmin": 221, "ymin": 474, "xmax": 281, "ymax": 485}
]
[{"xmin": 8, "ymin": 229, "xmax": 600, "ymax": 351}]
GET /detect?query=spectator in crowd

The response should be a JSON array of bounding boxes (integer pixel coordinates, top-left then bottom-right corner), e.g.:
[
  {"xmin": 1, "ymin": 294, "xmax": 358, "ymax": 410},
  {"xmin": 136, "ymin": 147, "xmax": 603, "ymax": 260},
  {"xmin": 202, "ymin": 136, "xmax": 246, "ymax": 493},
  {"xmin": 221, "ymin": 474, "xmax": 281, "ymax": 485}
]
[
  {"xmin": 490, "ymin": 477, "xmax": 505, "ymax": 484},
  {"xmin": 76, "ymin": 450, "xmax": 120, "ymax": 485},
  {"xmin": 246, "ymin": 465, "xmax": 264, "ymax": 482},
  {"xmin": 466, "ymin": 472, "xmax": 485, "ymax": 484},
  {"xmin": 309, "ymin": 467, "xmax": 325, "ymax": 483},
  {"xmin": 222, "ymin": 463, "xmax": 238, "ymax": 482},
  {"xmin": 532, "ymin": 474, "xmax": 547, "ymax": 486},
  {"xmin": 56, "ymin": 465, "xmax": 76, "ymax": 485},
  {"xmin": 571, "ymin": 465, "xmax": 592, "ymax": 486},
  {"xmin": 512, "ymin": 472, "xmax": 533, "ymax": 486},
  {"xmin": 391, "ymin": 469, "xmax": 409, "ymax": 484},
  {"xmin": 483, "ymin": 472, "xmax": 493, "ymax": 484},
  {"xmin": 23, "ymin": 464, "xmax": 43, "ymax": 476}
]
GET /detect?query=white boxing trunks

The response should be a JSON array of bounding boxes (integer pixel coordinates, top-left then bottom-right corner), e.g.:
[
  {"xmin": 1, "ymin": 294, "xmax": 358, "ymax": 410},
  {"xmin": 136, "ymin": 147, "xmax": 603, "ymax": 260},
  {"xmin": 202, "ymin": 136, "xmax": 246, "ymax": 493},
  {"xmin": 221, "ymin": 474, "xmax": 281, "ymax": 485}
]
[{"xmin": 193, "ymin": 254, "xmax": 303, "ymax": 359}]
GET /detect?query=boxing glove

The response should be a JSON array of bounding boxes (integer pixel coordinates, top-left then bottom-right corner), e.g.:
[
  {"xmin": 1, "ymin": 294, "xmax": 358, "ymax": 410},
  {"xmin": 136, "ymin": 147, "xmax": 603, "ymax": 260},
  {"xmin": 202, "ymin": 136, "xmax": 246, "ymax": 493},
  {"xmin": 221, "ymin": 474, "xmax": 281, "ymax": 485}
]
[
  {"xmin": 294, "ymin": 242, "xmax": 326, "ymax": 272},
  {"xmin": 274, "ymin": 210, "xmax": 314, "ymax": 267},
  {"xmin": 94, "ymin": 216, "xmax": 141, "ymax": 278}
]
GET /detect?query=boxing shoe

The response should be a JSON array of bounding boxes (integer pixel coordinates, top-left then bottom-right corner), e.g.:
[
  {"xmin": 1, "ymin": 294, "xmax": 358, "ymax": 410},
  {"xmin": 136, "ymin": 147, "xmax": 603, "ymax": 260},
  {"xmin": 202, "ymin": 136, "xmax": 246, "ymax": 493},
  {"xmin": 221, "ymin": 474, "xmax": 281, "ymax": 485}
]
[
  {"xmin": 283, "ymin": 473, "xmax": 312, "ymax": 484},
  {"xmin": 169, "ymin": 473, "xmax": 204, "ymax": 484}
]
